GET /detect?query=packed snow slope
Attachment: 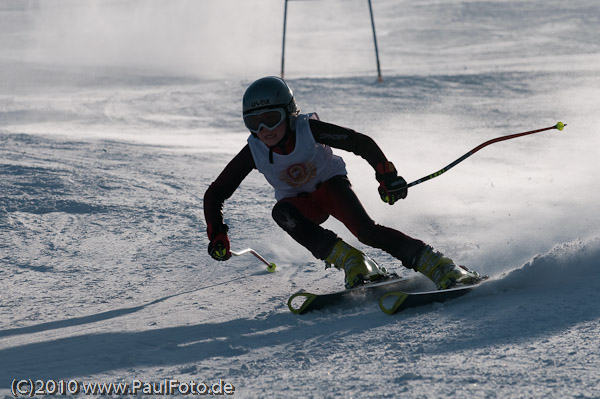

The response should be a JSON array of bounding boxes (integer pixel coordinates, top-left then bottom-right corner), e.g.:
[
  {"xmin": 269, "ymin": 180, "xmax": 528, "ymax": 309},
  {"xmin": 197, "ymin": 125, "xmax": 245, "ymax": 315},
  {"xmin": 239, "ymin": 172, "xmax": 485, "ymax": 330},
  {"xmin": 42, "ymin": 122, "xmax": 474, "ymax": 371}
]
[{"xmin": 1, "ymin": 0, "xmax": 599, "ymax": 398}]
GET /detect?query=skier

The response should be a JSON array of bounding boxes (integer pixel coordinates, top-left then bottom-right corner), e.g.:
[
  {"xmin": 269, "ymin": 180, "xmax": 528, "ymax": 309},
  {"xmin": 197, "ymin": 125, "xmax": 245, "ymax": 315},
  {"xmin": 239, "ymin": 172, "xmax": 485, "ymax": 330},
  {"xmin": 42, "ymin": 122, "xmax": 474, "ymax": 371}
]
[{"xmin": 203, "ymin": 76, "xmax": 480, "ymax": 289}]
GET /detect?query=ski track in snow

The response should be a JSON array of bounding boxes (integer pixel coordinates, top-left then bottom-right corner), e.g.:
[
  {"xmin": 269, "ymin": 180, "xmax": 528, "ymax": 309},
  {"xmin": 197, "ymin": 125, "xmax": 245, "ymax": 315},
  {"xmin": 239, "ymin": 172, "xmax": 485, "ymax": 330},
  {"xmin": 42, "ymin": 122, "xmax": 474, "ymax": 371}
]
[{"xmin": 2, "ymin": 0, "xmax": 600, "ymax": 398}]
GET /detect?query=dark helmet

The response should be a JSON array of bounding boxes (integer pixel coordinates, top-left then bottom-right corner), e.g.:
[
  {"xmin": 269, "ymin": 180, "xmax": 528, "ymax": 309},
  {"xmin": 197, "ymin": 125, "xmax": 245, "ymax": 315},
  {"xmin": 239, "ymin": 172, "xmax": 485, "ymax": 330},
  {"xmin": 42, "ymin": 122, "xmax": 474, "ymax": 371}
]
[{"xmin": 242, "ymin": 76, "xmax": 299, "ymax": 117}]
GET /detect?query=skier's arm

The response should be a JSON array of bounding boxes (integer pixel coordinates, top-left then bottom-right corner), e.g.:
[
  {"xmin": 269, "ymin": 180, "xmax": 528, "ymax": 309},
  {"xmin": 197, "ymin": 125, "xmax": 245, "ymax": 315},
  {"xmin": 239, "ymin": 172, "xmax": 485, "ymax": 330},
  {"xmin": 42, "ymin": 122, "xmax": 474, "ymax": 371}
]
[
  {"xmin": 204, "ymin": 145, "xmax": 255, "ymax": 259},
  {"xmin": 309, "ymin": 119, "xmax": 387, "ymax": 169},
  {"xmin": 310, "ymin": 119, "xmax": 408, "ymax": 204}
]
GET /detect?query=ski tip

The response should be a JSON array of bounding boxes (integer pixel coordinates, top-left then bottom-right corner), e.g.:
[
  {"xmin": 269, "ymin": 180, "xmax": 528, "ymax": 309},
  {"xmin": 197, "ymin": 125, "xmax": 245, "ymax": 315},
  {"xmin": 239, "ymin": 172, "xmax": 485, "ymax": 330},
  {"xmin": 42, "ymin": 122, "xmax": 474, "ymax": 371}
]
[
  {"xmin": 379, "ymin": 291, "xmax": 409, "ymax": 315},
  {"xmin": 288, "ymin": 292, "xmax": 318, "ymax": 315}
]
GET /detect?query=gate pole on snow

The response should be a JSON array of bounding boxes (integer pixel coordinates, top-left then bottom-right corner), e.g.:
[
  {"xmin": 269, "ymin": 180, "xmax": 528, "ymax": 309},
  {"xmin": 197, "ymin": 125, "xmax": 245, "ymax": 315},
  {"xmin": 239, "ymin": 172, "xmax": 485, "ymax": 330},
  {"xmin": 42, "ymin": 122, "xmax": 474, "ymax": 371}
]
[
  {"xmin": 281, "ymin": 0, "xmax": 289, "ymax": 79},
  {"xmin": 281, "ymin": 0, "xmax": 383, "ymax": 82},
  {"xmin": 368, "ymin": 0, "xmax": 383, "ymax": 82}
]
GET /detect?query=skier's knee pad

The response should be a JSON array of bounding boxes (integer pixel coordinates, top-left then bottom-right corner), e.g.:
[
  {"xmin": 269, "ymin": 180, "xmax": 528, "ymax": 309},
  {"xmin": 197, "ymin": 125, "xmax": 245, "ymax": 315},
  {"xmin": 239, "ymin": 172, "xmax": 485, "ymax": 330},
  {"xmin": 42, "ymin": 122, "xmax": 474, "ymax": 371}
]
[{"xmin": 272, "ymin": 201, "xmax": 301, "ymax": 232}]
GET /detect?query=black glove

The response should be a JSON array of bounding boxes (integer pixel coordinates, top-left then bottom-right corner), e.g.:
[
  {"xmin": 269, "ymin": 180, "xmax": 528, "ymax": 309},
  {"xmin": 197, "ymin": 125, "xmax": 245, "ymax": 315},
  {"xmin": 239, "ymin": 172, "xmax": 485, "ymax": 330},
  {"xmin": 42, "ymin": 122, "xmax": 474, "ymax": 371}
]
[
  {"xmin": 376, "ymin": 161, "xmax": 408, "ymax": 205},
  {"xmin": 207, "ymin": 223, "xmax": 231, "ymax": 261}
]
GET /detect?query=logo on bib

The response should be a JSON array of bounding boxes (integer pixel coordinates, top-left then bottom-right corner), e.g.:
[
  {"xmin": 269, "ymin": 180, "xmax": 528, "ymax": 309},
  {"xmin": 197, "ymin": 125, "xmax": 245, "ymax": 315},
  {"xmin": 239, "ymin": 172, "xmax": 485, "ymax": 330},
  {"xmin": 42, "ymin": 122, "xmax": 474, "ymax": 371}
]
[{"xmin": 280, "ymin": 162, "xmax": 317, "ymax": 188}]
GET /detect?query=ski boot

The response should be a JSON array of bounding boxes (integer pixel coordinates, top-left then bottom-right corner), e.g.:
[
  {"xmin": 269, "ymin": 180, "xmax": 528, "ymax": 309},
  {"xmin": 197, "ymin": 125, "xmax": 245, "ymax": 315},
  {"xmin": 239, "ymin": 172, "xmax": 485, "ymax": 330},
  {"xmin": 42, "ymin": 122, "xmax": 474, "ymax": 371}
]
[
  {"xmin": 413, "ymin": 245, "xmax": 480, "ymax": 289},
  {"xmin": 325, "ymin": 239, "xmax": 387, "ymax": 289}
]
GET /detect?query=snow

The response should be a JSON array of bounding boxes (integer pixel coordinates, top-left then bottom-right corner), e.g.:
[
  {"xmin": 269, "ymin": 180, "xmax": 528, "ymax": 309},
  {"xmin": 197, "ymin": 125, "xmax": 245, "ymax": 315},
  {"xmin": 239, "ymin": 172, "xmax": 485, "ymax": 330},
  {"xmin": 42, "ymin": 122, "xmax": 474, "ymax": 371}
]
[{"xmin": 1, "ymin": 0, "xmax": 599, "ymax": 397}]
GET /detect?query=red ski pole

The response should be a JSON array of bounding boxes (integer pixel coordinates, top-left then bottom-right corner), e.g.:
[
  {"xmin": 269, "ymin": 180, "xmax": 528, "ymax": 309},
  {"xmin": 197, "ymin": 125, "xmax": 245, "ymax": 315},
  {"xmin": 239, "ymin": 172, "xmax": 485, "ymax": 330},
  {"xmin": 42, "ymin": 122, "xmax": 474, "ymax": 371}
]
[{"xmin": 407, "ymin": 122, "xmax": 566, "ymax": 188}]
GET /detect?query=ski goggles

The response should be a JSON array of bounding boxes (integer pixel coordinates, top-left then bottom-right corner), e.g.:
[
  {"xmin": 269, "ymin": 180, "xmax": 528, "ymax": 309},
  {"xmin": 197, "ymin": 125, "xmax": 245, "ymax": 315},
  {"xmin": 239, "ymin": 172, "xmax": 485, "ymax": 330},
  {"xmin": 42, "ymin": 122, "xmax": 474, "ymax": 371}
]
[{"xmin": 243, "ymin": 108, "xmax": 286, "ymax": 134}]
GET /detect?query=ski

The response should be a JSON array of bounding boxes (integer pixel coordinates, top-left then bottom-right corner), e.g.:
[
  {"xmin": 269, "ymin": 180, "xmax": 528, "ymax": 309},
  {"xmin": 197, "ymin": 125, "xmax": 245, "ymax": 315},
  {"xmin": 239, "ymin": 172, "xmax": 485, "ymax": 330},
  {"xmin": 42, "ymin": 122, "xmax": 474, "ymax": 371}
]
[
  {"xmin": 378, "ymin": 280, "xmax": 486, "ymax": 315},
  {"xmin": 287, "ymin": 274, "xmax": 420, "ymax": 315}
]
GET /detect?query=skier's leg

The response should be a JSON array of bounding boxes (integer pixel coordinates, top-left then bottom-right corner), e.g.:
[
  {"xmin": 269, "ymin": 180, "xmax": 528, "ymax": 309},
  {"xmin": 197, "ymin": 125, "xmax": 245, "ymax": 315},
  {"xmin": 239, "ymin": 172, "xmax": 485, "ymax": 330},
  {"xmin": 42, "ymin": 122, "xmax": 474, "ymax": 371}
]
[
  {"xmin": 272, "ymin": 195, "xmax": 385, "ymax": 288},
  {"xmin": 271, "ymin": 198, "xmax": 337, "ymax": 260},
  {"xmin": 316, "ymin": 176, "xmax": 425, "ymax": 267},
  {"xmin": 317, "ymin": 176, "xmax": 481, "ymax": 288}
]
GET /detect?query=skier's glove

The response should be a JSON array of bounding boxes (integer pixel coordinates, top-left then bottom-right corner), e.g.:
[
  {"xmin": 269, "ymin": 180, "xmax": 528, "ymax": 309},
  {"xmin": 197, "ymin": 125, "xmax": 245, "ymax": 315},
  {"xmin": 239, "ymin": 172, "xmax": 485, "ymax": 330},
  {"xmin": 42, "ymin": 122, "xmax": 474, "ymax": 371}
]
[
  {"xmin": 376, "ymin": 161, "xmax": 408, "ymax": 205},
  {"xmin": 207, "ymin": 223, "xmax": 231, "ymax": 261}
]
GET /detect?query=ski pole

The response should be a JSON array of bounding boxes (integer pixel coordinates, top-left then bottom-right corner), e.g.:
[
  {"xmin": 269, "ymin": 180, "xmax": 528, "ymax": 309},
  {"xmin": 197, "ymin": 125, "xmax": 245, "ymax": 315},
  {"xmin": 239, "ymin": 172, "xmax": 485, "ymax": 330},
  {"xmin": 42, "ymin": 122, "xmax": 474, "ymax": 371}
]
[
  {"xmin": 407, "ymin": 122, "xmax": 566, "ymax": 188},
  {"xmin": 231, "ymin": 248, "xmax": 277, "ymax": 272}
]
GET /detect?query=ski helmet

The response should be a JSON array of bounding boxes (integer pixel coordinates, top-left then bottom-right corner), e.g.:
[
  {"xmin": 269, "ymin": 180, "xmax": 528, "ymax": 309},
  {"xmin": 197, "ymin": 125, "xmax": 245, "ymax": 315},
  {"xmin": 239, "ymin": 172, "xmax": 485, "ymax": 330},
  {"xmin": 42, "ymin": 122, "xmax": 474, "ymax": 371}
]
[{"xmin": 242, "ymin": 76, "xmax": 299, "ymax": 121}]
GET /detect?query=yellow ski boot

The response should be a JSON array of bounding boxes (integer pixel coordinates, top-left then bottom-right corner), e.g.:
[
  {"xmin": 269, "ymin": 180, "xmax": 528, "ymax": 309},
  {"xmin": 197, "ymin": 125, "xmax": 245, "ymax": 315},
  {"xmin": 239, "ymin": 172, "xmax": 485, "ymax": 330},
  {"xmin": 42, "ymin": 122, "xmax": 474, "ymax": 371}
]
[
  {"xmin": 325, "ymin": 240, "xmax": 387, "ymax": 289},
  {"xmin": 414, "ymin": 245, "xmax": 480, "ymax": 289}
]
